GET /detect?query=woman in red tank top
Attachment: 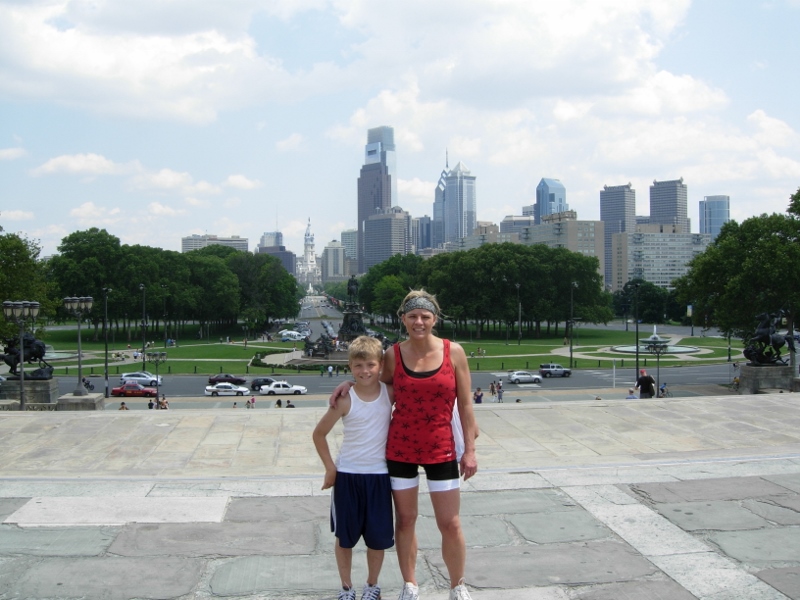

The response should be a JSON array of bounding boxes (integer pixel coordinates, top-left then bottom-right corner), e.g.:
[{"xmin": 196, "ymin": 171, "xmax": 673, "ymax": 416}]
[{"xmin": 381, "ymin": 290, "xmax": 478, "ymax": 600}]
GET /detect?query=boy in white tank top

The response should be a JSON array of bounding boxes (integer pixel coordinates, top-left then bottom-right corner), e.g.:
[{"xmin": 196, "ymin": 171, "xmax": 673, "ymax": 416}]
[{"xmin": 313, "ymin": 336, "xmax": 394, "ymax": 600}]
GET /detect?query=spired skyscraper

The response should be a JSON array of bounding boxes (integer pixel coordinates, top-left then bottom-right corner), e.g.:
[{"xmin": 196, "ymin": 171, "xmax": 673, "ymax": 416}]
[
  {"xmin": 432, "ymin": 156, "xmax": 477, "ymax": 247},
  {"xmin": 699, "ymin": 195, "xmax": 730, "ymax": 238},
  {"xmin": 534, "ymin": 178, "xmax": 568, "ymax": 224},
  {"xmin": 650, "ymin": 178, "xmax": 689, "ymax": 232},
  {"xmin": 600, "ymin": 183, "xmax": 636, "ymax": 289},
  {"xmin": 357, "ymin": 126, "xmax": 397, "ymax": 273}
]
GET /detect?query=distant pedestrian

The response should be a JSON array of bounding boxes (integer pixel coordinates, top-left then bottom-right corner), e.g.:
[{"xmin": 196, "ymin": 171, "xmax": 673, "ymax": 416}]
[
  {"xmin": 473, "ymin": 387, "xmax": 483, "ymax": 404},
  {"xmin": 148, "ymin": 399, "xmax": 154, "ymax": 409},
  {"xmin": 489, "ymin": 381, "xmax": 496, "ymax": 399},
  {"xmin": 286, "ymin": 400, "xmax": 295, "ymax": 408},
  {"xmin": 635, "ymin": 369, "xmax": 656, "ymax": 398},
  {"xmin": 275, "ymin": 399, "xmax": 282, "ymax": 408},
  {"xmin": 233, "ymin": 402, "xmax": 238, "ymax": 408},
  {"xmin": 497, "ymin": 387, "xmax": 504, "ymax": 403},
  {"xmin": 250, "ymin": 396, "xmax": 255, "ymax": 408},
  {"xmin": 119, "ymin": 402, "xmax": 129, "ymax": 410},
  {"xmin": 626, "ymin": 388, "xmax": 638, "ymax": 399},
  {"xmin": 328, "ymin": 365, "xmax": 334, "ymax": 377}
]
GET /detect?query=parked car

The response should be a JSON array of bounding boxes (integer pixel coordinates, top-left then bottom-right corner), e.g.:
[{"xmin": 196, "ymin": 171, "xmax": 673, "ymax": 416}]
[
  {"xmin": 260, "ymin": 381, "xmax": 307, "ymax": 395},
  {"xmin": 120, "ymin": 371, "xmax": 163, "ymax": 386},
  {"xmin": 539, "ymin": 363, "xmax": 572, "ymax": 377},
  {"xmin": 208, "ymin": 373, "xmax": 247, "ymax": 385},
  {"xmin": 250, "ymin": 377, "xmax": 276, "ymax": 391},
  {"xmin": 205, "ymin": 383, "xmax": 249, "ymax": 396},
  {"xmin": 506, "ymin": 370, "xmax": 542, "ymax": 384},
  {"xmin": 281, "ymin": 331, "xmax": 307, "ymax": 342},
  {"xmin": 111, "ymin": 382, "xmax": 158, "ymax": 397}
]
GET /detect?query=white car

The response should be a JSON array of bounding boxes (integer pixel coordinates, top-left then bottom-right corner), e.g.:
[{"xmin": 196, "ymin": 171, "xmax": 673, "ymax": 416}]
[
  {"xmin": 507, "ymin": 370, "xmax": 542, "ymax": 384},
  {"xmin": 281, "ymin": 331, "xmax": 307, "ymax": 342},
  {"xmin": 205, "ymin": 383, "xmax": 249, "ymax": 396},
  {"xmin": 260, "ymin": 381, "xmax": 307, "ymax": 395},
  {"xmin": 120, "ymin": 371, "xmax": 163, "ymax": 386}
]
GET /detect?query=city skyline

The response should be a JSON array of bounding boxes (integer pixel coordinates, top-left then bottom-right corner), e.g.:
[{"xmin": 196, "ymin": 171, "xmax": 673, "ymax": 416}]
[{"xmin": 1, "ymin": 1, "xmax": 798, "ymax": 259}]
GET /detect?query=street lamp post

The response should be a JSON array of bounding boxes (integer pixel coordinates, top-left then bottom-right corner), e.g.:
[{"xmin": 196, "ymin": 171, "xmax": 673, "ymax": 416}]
[
  {"xmin": 102, "ymin": 288, "xmax": 112, "ymax": 398},
  {"xmin": 515, "ymin": 283, "xmax": 521, "ymax": 346},
  {"xmin": 146, "ymin": 351, "xmax": 167, "ymax": 401},
  {"xmin": 2, "ymin": 300, "xmax": 40, "ymax": 411},
  {"xmin": 646, "ymin": 340, "xmax": 668, "ymax": 394},
  {"xmin": 63, "ymin": 296, "xmax": 93, "ymax": 396},
  {"xmin": 634, "ymin": 283, "xmax": 641, "ymax": 380},
  {"xmin": 569, "ymin": 281, "xmax": 578, "ymax": 369},
  {"xmin": 161, "ymin": 284, "xmax": 168, "ymax": 348},
  {"xmin": 139, "ymin": 284, "xmax": 146, "ymax": 370}
]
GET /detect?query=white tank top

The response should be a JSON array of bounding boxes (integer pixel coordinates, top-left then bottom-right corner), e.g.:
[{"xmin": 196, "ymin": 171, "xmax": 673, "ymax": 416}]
[{"xmin": 337, "ymin": 381, "xmax": 391, "ymax": 474}]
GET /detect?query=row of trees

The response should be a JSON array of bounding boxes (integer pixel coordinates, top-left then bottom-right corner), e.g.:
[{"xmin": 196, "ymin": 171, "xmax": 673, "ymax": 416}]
[
  {"xmin": 328, "ymin": 243, "xmax": 614, "ymax": 338},
  {"xmin": 0, "ymin": 228, "xmax": 301, "ymax": 343}
]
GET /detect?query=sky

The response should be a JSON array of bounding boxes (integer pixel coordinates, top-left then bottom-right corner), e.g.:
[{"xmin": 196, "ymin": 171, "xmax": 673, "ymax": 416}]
[{"xmin": 1, "ymin": 0, "xmax": 799, "ymax": 259}]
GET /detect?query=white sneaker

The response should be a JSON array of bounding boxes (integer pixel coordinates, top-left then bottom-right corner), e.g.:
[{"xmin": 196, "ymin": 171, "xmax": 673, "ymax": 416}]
[
  {"xmin": 397, "ymin": 582, "xmax": 419, "ymax": 600},
  {"xmin": 361, "ymin": 583, "xmax": 381, "ymax": 600},
  {"xmin": 339, "ymin": 586, "xmax": 356, "ymax": 600},
  {"xmin": 449, "ymin": 580, "xmax": 472, "ymax": 600}
]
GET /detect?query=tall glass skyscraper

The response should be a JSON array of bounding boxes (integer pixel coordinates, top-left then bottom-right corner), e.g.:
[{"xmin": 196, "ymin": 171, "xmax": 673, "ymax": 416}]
[
  {"xmin": 600, "ymin": 183, "xmax": 636, "ymax": 288},
  {"xmin": 357, "ymin": 126, "xmax": 396, "ymax": 273},
  {"xmin": 534, "ymin": 178, "xmax": 568, "ymax": 224},
  {"xmin": 650, "ymin": 178, "xmax": 689, "ymax": 233},
  {"xmin": 699, "ymin": 195, "xmax": 730, "ymax": 238},
  {"xmin": 432, "ymin": 160, "xmax": 477, "ymax": 246}
]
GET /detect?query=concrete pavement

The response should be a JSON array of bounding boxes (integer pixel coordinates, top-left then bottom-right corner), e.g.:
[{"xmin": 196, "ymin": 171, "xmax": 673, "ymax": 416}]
[{"xmin": 1, "ymin": 389, "xmax": 800, "ymax": 599}]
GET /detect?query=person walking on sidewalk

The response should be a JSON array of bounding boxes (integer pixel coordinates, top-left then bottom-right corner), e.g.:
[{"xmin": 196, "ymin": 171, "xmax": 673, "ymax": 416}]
[
  {"xmin": 635, "ymin": 369, "xmax": 656, "ymax": 399},
  {"xmin": 313, "ymin": 336, "xmax": 394, "ymax": 600}
]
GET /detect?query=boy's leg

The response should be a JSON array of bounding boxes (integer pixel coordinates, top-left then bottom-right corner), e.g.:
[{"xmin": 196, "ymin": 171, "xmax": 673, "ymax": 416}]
[
  {"xmin": 365, "ymin": 548, "xmax": 384, "ymax": 586},
  {"xmin": 335, "ymin": 538, "xmax": 354, "ymax": 589}
]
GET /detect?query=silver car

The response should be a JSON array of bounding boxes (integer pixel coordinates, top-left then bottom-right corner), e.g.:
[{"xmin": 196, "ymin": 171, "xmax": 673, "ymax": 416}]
[
  {"xmin": 507, "ymin": 370, "xmax": 542, "ymax": 384},
  {"xmin": 120, "ymin": 371, "xmax": 163, "ymax": 386}
]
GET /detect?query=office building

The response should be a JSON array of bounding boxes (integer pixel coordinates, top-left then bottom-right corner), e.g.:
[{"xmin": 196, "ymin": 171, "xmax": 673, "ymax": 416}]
[
  {"xmin": 650, "ymin": 178, "xmax": 689, "ymax": 233},
  {"xmin": 432, "ymin": 159, "xmax": 477, "ymax": 246},
  {"xmin": 340, "ymin": 229, "xmax": 358, "ymax": 260},
  {"xmin": 699, "ymin": 195, "xmax": 730, "ymax": 238},
  {"xmin": 357, "ymin": 126, "xmax": 397, "ymax": 273},
  {"xmin": 461, "ymin": 224, "xmax": 519, "ymax": 250},
  {"xmin": 320, "ymin": 241, "xmax": 348, "ymax": 283},
  {"xmin": 534, "ymin": 178, "xmax": 568, "ymax": 224},
  {"xmin": 500, "ymin": 215, "xmax": 536, "ymax": 235},
  {"xmin": 256, "ymin": 246, "xmax": 295, "ymax": 274},
  {"xmin": 610, "ymin": 225, "xmax": 711, "ymax": 292},
  {"xmin": 519, "ymin": 211, "xmax": 604, "ymax": 274},
  {"xmin": 600, "ymin": 183, "xmax": 636, "ymax": 288},
  {"xmin": 181, "ymin": 234, "xmax": 248, "ymax": 253},
  {"xmin": 258, "ymin": 231, "xmax": 283, "ymax": 249},
  {"xmin": 412, "ymin": 215, "xmax": 432, "ymax": 252},
  {"xmin": 363, "ymin": 206, "xmax": 412, "ymax": 270}
]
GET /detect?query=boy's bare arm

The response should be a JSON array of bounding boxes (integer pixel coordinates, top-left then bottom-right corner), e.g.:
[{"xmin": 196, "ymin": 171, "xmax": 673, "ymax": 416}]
[{"xmin": 312, "ymin": 397, "xmax": 350, "ymax": 489}]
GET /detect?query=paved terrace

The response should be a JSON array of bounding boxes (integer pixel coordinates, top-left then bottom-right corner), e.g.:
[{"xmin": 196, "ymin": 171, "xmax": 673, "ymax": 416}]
[{"xmin": 1, "ymin": 389, "xmax": 800, "ymax": 599}]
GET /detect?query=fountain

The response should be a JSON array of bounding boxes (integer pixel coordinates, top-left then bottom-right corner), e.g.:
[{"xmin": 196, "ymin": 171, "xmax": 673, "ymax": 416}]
[{"xmin": 612, "ymin": 325, "xmax": 700, "ymax": 354}]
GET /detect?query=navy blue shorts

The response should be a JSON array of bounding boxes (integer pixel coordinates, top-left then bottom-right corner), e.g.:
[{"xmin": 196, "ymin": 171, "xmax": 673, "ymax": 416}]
[{"xmin": 331, "ymin": 472, "xmax": 394, "ymax": 550}]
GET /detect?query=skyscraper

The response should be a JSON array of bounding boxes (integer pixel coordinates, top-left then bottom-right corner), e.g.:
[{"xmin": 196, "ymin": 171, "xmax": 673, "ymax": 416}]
[
  {"xmin": 363, "ymin": 206, "xmax": 412, "ymax": 270},
  {"xmin": 600, "ymin": 183, "xmax": 636, "ymax": 288},
  {"xmin": 432, "ymin": 158, "xmax": 477, "ymax": 246},
  {"xmin": 699, "ymin": 195, "xmax": 730, "ymax": 238},
  {"xmin": 357, "ymin": 126, "xmax": 396, "ymax": 273},
  {"xmin": 534, "ymin": 178, "xmax": 568, "ymax": 224},
  {"xmin": 650, "ymin": 178, "xmax": 689, "ymax": 233}
]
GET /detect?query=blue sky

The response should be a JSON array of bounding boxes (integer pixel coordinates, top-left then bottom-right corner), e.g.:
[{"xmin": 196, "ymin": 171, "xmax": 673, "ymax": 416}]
[{"xmin": 1, "ymin": 0, "xmax": 798, "ymax": 258}]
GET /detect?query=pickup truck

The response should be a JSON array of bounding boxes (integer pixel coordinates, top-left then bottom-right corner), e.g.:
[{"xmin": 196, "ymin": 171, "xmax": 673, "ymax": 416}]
[{"xmin": 539, "ymin": 363, "xmax": 572, "ymax": 377}]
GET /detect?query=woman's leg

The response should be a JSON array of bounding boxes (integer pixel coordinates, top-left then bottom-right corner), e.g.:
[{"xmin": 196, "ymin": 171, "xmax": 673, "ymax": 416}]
[
  {"xmin": 392, "ymin": 487, "xmax": 419, "ymax": 584},
  {"xmin": 429, "ymin": 488, "xmax": 465, "ymax": 588}
]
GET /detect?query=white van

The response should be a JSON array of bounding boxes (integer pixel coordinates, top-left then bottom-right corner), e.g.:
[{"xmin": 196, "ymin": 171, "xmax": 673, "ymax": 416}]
[{"xmin": 281, "ymin": 331, "xmax": 307, "ymax": 342}]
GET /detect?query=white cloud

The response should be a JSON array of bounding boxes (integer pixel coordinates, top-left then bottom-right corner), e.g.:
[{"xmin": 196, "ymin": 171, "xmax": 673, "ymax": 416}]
[
  {"xmin": 1, "ymin": 209, "xmax": 34, "ymax": 221},
  {"xmin": 31, "ymin": 153, "xmax": 134, "ymax": 176},
  {"xmin": 147, "ymin": 202, "xmax": 187, "ymax": 217},
  {"xmin": 276, "ymin": 133, "xmax": 304, "ymax": 152},
  {"xmin": 185, "ymin": 197, "xmax": 211, "ymax": 207},
  {"xmin": 69, "ymin": 202, "xmax": 123, "ymax": 226},
  {"xmin": 129, "ymin": 168, "xmax": 220, "ymax": 195},
  {"xmin": 398, "ymin": 178, "xmax": 435, "ymax": 208},
  {"xmin": 0, "ymin": 147, "xmax": 27, "ymax": 160},
  {"xmin": 224, "ymin": 174, "xmax": 262, "ymax": 189},
  {"xmin": 748, "ymin": 109, "xmax": 796, "ymax": 147}
]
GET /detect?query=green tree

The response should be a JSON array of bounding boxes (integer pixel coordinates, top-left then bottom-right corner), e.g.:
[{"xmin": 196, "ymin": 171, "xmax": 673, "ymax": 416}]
[{"xmin": 0, "ymin": 233, "xmax": 51, "ymax": 338}]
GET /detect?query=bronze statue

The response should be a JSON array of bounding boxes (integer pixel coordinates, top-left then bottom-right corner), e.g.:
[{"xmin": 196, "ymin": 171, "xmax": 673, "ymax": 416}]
[
  {"xmin": 347, "ymin": 275, "xmax": 359, "ymax": 303},
  {"xmin": 743, "ymin": 311, "xmax": 796, "ymax": 365},
  {"xmin": 2, "ymin": 332, "xmax": 54, "ymax": 379}
]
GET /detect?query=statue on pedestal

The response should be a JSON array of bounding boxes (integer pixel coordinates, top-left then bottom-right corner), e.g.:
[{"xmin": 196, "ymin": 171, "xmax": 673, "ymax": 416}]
[
  {"xmin": 1, "ymin": 332, "xmax": 54, "ymax": 379},
  {"xmin": 743, "ymin": 310, "xmax": 796, "ymax": 365}
]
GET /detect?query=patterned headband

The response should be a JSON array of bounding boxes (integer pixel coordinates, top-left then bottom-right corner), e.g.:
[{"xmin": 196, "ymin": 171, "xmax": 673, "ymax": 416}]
[{"xmin": 401, "ymin": 297, "xmax": 438, "ymax": 316}]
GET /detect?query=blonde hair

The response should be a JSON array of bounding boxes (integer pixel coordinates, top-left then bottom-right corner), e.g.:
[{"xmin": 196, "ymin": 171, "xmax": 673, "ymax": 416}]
[
  {"xmin": 348, "ymin": 335, "xmax": 384, "ymax": 363},
  {"xmin": 397, "ymin": 289, "xmax": 441, "ymax": 318}
]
